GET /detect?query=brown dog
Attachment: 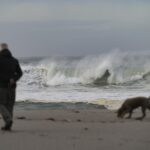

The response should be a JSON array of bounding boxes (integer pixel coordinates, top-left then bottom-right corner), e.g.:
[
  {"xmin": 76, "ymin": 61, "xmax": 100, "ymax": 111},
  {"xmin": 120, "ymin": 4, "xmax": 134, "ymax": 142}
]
[{"xmin": 117, "ymin": 97, "xmax": 150, "ymax": 120}]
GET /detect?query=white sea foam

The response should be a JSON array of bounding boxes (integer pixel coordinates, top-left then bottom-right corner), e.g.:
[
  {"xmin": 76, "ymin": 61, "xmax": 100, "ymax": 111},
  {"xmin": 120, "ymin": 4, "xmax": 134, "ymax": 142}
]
[{"xmin": 17, "ymin": 51, "xmax": 150, "ymax": 109}]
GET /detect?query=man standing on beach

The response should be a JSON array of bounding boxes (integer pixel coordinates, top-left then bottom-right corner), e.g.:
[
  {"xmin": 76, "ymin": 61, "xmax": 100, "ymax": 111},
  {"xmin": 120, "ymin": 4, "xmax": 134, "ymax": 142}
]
[{"xmin": 0, "ymin": 43, "xmax": 23, "ymax": 131}]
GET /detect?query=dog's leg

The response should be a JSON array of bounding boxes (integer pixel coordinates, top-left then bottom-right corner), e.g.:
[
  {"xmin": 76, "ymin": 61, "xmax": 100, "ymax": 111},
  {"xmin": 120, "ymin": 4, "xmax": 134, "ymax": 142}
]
[
  {"xmin": 125, "ymin": 107, "xmax": 132, "ymax": 119},
  {"xmin": 147, "ymin": 105, "xmax": 150, "ymax": 110},
  {"xmin": 125, "ymin": 110, "xmax": 133, "ymax": 119},
  {"xmin": 136, "ymin": 106, "xmax": 146, "ymax": 120}
]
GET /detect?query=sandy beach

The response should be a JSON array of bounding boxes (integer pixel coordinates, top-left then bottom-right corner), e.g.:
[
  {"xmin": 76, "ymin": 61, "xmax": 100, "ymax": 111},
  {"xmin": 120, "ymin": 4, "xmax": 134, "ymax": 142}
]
[{"xmin": 0, "ymin": 109, "xmax": 150, "ymax": 150}]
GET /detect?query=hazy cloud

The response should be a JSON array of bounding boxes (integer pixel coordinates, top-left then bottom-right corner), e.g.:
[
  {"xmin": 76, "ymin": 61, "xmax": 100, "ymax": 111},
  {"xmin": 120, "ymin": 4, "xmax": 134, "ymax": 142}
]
[
  {"xmin": 0, "ymin": 1, "xmax": 149, "ymax": 24},
  {"xmin": 0, "ymin": 0, "xmax": 149, "ymax": 57}
]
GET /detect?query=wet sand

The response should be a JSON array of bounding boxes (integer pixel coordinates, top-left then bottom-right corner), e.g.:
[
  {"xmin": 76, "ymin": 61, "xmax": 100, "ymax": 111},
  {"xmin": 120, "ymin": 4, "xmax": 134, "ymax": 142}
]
[{"xmin": 0, "ymin": 109, "xmax": 150, "ymax": 150}]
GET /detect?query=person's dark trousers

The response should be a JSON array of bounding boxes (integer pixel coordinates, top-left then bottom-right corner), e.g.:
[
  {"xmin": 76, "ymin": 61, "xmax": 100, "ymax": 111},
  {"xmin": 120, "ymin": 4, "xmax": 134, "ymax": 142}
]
[{"xmin": 0, "ymin": 88, "xmax": 15, "ymax": 129}]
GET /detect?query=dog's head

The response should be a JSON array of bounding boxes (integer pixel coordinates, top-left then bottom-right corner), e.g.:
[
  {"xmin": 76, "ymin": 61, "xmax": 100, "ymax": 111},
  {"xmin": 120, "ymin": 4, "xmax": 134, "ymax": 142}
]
[{"xmin": 117, "ymin": 107, "xmax": 127, "ymax": 118}]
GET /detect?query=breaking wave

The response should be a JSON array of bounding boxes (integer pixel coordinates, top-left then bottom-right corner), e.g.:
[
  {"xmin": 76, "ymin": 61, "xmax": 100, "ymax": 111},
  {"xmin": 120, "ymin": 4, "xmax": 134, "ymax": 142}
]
[
  {"xmin": 16, "ymin": 51, "xmax": 150, "ymax": 107},
  {"xmin": 20, "ymin": 52, "xmax": 150, "ymax": 87}
]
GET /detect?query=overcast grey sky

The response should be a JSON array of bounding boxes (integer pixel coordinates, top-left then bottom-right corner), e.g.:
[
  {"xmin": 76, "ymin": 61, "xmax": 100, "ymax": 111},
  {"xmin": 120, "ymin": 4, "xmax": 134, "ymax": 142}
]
[{"xmin": 0, "ymin": 0, "xmax": 150, "ymax": 57}]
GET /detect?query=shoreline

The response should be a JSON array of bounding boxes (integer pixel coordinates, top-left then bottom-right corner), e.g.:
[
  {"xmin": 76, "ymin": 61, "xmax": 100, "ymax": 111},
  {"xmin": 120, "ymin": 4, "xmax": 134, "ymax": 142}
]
[
  {"xmin": 15, "ymin": 101, "xmax": 106, "ymax": 110},
  {"xmin": 0, "ymin": 109, "xmax": 150, "ymax": 150}
]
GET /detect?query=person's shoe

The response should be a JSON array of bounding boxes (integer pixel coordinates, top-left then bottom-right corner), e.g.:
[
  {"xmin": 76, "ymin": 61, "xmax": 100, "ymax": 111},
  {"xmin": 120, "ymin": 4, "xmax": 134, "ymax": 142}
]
[{"xmin": 1, "ymin": 121, "xmax": 13, "ymax": 131}]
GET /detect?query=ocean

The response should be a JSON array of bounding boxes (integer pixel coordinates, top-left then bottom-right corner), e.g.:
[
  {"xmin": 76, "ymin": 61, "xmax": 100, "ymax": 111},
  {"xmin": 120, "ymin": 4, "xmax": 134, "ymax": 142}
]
[{"xmin": 16, "ymin": 51, "xmax": 150, "ymax": 110}]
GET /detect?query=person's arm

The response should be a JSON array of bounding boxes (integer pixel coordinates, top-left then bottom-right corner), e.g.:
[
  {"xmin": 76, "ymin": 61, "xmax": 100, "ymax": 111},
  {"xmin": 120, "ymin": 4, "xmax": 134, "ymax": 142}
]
[
  {"xmin": 0, "ymin": 74, "xmax": 10, "ymax": 81},
  {"xmin": 13, "ymin": 60, "xmax": 23, "ymax": 82}
]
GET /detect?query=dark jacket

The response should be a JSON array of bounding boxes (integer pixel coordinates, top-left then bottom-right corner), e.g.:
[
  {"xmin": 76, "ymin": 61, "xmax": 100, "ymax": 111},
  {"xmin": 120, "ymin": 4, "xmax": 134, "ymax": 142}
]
[{"xmin": 0, "ymin": 49, "xmax": 23, "ymax": 88}]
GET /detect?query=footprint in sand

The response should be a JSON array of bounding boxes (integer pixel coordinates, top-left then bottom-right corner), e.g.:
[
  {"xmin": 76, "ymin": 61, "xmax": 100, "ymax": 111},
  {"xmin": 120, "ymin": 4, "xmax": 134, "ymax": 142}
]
[
  {"xmin": 84, "ymin": 127, "xmax": 88, "ymax": 131},
  {"xmin": 46, "ymin": 118, "xmax": 56, "ymax": 121},
  {"xmin": 76, "ymin": 119, "xmax": 82, "ymax": 122},
  {"xmin": 17, "ymin": 116, "xmax": 27, "ymax": 120}
]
